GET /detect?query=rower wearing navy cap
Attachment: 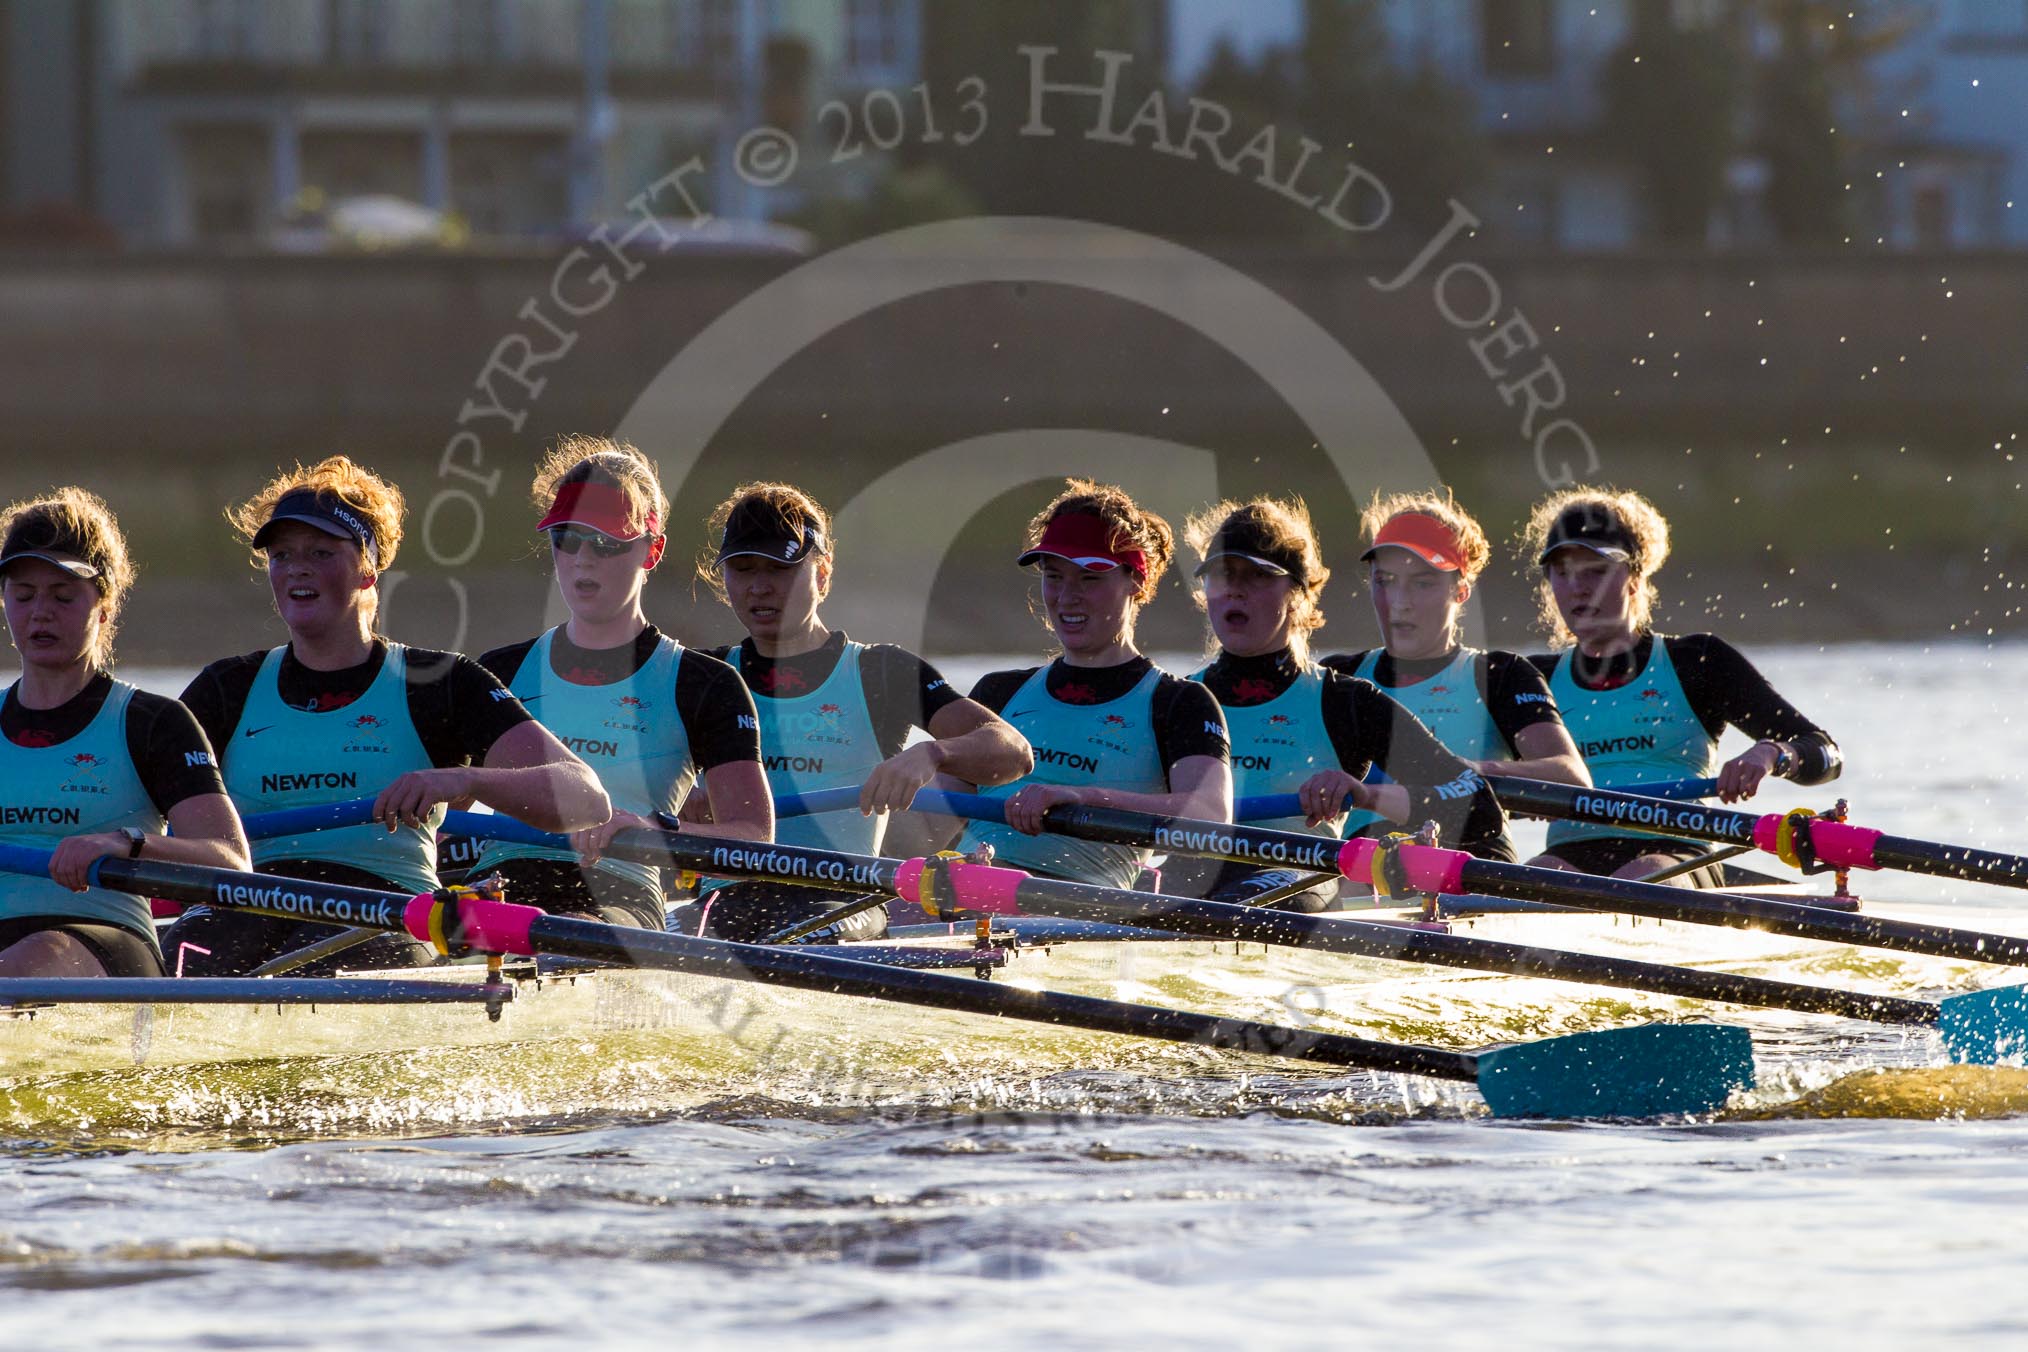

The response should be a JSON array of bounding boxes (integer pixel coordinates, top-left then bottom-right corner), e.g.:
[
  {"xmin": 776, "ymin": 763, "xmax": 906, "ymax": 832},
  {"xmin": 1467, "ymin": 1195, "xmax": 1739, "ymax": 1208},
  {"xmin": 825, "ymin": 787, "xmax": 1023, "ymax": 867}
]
[
  {"xmin": 1521, "ymin": 486, "xmax": 1841, "ymax": 884},
  {"xmin": 669, "ymin": 481, "xmax": 1030, "ymax": 942},
  {"xmin": 1174, "ymin": 495, "xmax": 1506, "ymax": 908},
  {"xmin": 1320, "ymin": 491, "xmax": 1588, "ymax": 859},
  {"xmin": 0, "ymin": 488, "xmax": 248, "ymax": 977},
  {"xmin": 470, "ymin": 438, "xmax": 772, "ymax": 929},
  {"xmin": 167, "ymin": 455, "xmax": 609, "ymax": 975},
  {"xmin": 945, "ymin": 479, "xmax": 1232, "ymax": 890}
]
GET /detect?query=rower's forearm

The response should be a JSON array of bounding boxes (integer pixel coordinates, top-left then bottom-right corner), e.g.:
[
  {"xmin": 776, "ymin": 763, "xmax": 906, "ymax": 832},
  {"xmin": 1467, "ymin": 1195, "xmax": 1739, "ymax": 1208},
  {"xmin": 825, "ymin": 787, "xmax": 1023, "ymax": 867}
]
[
  {"xmin": 1367, "ymin": 784, "xmax": 1412, "ymax": 825},
  {"xmin": 1488, "ymin": 754, "xmax": 1591, "ymax": 787},
  {"xmin": 1081, "ymin": 786, "xmax": 1232, "ymax": 823},
  {"xmin": 932, "ymin": 726, "xmax": 1034, "ymax": 788},
  {"xmin": 469, "ymin": 765, "xmax": 611, "ymax": 832},
  {"xmin": 145, "ymin": 836, "xmax": 251, "ymax": 873}
]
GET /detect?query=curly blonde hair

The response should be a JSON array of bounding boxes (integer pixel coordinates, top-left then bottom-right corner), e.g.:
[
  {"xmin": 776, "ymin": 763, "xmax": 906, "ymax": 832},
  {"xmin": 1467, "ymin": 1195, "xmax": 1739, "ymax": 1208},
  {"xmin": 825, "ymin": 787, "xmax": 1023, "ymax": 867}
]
[
  {"xmin": 0, "ymin": 486, "xmax": 134, "ymax": 670},
  {"xmin": 1521, "ymin": 486, "xmax": 1672, "ymax": 645},
  {"xmin": 228, "ymin": 456, "xmax": 405, "ymax": 627},
  {"xmin": 696, "ymin": 481, "xmax": 835, "ymax": 603},
  {"xmin": 1183, "ymin": 495, "xmax": 1330, "ymax": 661},
  {"xmin": 1359, "ymin": 489, "xmax": 1492, "ymax": 585},
  {"xmin": 1024, "ymin": 479, "xmax": 1175, "ymax": 606},
  {"xmin": 531, "ymin": 435, "xmax": 668, "ymax": 539}
]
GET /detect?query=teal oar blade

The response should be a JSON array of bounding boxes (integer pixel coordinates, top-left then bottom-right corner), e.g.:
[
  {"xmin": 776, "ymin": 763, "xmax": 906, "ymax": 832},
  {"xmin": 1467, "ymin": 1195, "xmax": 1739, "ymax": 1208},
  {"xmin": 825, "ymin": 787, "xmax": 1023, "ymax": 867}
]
[
  {"xmin": 1475, "ymin": 1023, "xmax": 1755, "ymax": 1119},
  {"xmin": 1935, "ymin": 986, "xmax": 2028, "ymax": 1065}
]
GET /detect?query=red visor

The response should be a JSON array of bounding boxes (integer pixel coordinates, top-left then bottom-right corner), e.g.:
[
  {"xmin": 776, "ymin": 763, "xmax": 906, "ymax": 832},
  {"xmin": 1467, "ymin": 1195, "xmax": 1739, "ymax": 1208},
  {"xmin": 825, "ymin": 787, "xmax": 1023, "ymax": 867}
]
[
  {"xmin": 535, "ymin": 482, "xmax": 658, "ymax": 540},
  {"xmin": 1362, "ymin": 513, "xmax": 1465, "ymax": 571},
  {"xmin": 1016, "ymin": 514, "xmax": 1147, "ymax": 576}
]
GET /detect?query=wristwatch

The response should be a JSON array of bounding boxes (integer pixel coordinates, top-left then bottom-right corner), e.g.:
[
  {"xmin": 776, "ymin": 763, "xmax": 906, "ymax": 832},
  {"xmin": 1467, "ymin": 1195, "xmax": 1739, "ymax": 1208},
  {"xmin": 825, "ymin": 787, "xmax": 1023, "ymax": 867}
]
[
  {"xmin": 120, "ymin": 826, "xmax": 147, "ymax": 858},
  {"xmin": 1765, "ymin": 742, "xmax": 1799, "ymax": 779}
]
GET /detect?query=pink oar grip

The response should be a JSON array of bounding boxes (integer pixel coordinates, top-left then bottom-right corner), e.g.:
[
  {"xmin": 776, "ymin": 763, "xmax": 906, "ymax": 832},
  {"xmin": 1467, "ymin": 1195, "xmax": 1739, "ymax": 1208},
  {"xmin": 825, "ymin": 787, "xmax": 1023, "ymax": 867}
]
[
  {"xmin": 402, "ymin": 892, "xmax": 542, "ymax": 956},
  {"xmin": 1333, "ymin": 838, "xmax": 1467, "ymax": 893},
  {"xmin": 1807, "ymin": 820, "xmax": 1884, "ymax": 871},
  {"xmin": 892, "ymin": 857, "xmax": 1027, "ymax": 915}
]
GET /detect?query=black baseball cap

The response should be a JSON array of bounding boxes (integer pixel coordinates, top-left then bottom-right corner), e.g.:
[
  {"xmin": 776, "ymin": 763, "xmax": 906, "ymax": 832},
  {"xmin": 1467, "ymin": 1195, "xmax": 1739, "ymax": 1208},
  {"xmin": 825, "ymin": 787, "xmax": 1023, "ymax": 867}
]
[
  {"xmin": 1536, "ymin": 504, "xmax": 1635, "ymax": 565},
  {"xmin": 714, "ymin": 498, "xmax": 826, "ymax": 565},
  {"xmin": 1192, "ymin": 515, "xmax": 1303, "ymax": 581},
  {"xmin": 0, "ymin": 513, "xmax": 106, "ymax": 582},
  {"xmin": 252, "ymin": 487, "xmax": 380, "ymax": 567}
]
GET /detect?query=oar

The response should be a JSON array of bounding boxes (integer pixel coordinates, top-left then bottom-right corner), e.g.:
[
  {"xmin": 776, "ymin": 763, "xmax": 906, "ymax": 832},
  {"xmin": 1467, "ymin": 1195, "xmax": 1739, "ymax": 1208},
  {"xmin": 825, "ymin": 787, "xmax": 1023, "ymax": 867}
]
[
  {"xmin": 893, "ymin": 791, "xmax": 2028, "ymax": 972},
  {"xmin": 415, "ymin": 813, "xmax": 2028, "ymax": 1062},
  {"xmin": 1490, "ymin": 775, "xmax": 2028, "ymax": 890},
  {"xmin": 0, "ymin": 845, "xmax": 1746, "ymax": 1119},
  {"xmin": 770, "ymin": 777, "xmax": 1723, "ymax": 824}
]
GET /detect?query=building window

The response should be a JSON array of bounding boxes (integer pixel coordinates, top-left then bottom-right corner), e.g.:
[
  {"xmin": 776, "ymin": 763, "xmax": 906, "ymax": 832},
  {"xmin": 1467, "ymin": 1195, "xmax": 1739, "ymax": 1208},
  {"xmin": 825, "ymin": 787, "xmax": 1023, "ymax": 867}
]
[
  {"xmin": 192, "ymin": 0, "xmax": 262, "ymax": 60},
  {"xmin": 328, "ymin": 0, "xmax": 391, "ymax": 63},
  {"xmin": 668, "ymin": 0, "xmax": 738, "ymax": 76},
  {"xmin": 1481, "ymin": 0, "xmax": 1556, "ymax": 77},
  {"xmin": 450, "ymin": 0, "xmax": 505, "ymax": 64},
  {"xmin": 846, "ymin": 0, "xmax": 910, "ymax": 74}
]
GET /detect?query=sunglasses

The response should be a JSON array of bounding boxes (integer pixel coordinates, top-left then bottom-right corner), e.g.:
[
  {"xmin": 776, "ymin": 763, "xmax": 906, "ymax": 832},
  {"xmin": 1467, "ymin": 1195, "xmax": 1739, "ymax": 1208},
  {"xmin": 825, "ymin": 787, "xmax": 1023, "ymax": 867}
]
[{"xmin": 548, "ymin": 526, "xmax": 636, "ymax": 558}]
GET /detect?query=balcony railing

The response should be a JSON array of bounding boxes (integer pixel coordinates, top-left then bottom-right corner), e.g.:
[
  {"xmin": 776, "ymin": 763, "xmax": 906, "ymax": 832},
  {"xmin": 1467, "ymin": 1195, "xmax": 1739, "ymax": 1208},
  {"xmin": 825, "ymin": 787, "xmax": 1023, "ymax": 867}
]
[{"xmin": 114, "ymin": 0, "xmax": 750, "ymax": 78}]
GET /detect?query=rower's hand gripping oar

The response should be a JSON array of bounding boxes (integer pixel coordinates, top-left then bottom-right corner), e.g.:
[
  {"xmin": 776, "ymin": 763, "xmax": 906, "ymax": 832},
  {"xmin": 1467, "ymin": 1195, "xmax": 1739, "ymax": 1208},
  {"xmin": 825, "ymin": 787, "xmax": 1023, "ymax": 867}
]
[
  {"xmin": 1490, "ymin": 775, "xmax": 2028, "ymax": 892},
  {"xmin": 0, "ymin": 843, "xmax": 1746, "ymax": 1119}
]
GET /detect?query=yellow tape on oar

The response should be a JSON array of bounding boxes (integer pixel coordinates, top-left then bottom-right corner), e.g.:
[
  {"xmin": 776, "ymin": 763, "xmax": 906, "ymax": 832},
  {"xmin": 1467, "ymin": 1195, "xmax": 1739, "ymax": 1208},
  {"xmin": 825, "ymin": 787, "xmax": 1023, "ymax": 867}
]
[
  {"xmin": 1774, "ymin": 808, "xmax": 1819, "ymax": 871},
  {"xmin": 1368, "ymin": 833, "xmax": 1414, "ymax": 898},
  {"xmin": 916, "ymin": 850, "xmax": 966, "ymax": 919}
]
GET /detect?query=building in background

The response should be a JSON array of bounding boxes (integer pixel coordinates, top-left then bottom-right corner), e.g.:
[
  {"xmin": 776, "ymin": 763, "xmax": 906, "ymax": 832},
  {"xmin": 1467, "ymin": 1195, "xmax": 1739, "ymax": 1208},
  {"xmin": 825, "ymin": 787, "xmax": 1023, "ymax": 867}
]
[
  {"xmin": 0, "ymin": 0, "xmax": 917, "ymax": 246},
  {"xmin": 1, "ymin": 0, "xmax": 2021, "ymax": 250}
]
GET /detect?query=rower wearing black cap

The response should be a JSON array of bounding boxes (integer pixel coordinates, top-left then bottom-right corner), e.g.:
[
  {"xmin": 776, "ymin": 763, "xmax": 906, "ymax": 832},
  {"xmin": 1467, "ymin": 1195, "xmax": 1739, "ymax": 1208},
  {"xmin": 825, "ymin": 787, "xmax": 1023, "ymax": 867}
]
[
  {"xmin": 1174, "ymin": 495, "xmax": 1506, "ymax": 908},
  {"xmin": 1320, "ymin": 491, "xmax": 1588, "ymax": 859},
  {"xmin": 670, "ymin": 481, "xmax": 1031, "ymax": 942},
  {"xmin": 0, "ymin": 488, "xmax": 249, "ymax": 977},
  {"xmin": 469, "ymin": 438, "xmax": 772, "ymax": 929},
  {"xmin": 1521, "ymin": 486, "xmax": 1841, "ymax": 884},
  {"xmin": 945, "ymin": 480, "xmax": 1232, "ymax": 891},
  {"xmin": 167, "ymin": 456, "xmax": 610, "ymax": 975}
]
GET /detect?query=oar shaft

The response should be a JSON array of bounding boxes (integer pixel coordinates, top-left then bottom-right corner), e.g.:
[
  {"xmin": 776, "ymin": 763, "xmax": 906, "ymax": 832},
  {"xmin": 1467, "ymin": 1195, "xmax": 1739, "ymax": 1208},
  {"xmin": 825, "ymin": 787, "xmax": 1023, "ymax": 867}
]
[
  {"xmin": 1491, "ymin": 776, "xmax": 2028, "ymax": 890},
  {"xmin": 38, "ymin": 848, "xmax": 1478, "ymax": 1085},
  {"xmin": 980, "ymin": 874, "xmax": 1937, "ymax": 1026},
  {"xmin": 520, "ymin": 914, "xmax": 1481, "ymax": 1081},
  {"xmin": 468, "ymin": 816, "xmax": 1936, "ymax": 1027},
  {"xmin": 1029, "ymin": 803, "xmax": 2028, "ymax": 970}
]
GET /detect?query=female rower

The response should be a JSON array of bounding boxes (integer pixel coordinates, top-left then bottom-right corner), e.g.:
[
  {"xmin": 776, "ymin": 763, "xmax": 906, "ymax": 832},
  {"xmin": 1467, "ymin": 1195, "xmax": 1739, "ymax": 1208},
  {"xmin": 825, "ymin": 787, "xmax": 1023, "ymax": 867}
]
[
  {"xmin": 166, "ymin": 456, "xmax": 609, "ymax": 975},
  {"xmin": 1522, "ymin": 487, "xmax": 1841, "ymax": 884},
  {"xmin": 469, "ymin": 439, "xmax": 771, "ymax": 929},
  {"xmin": 948, "ymin": 480, "xmax": 1231, "ymax": 890},
  {"xmin": 1320, "ymin": 491, "xmax": 1587, "ymax": 859},
  {"xmin": 676, "ymin": 482, "xmax": 1031, "ymax": 942},
  {"xmin": 1177, "ymin": 496, "xmax": 1506, "ymax": 907},
  {"xmin": 0, "ymin": 489, "xmax": 248, "ymax": 977}
]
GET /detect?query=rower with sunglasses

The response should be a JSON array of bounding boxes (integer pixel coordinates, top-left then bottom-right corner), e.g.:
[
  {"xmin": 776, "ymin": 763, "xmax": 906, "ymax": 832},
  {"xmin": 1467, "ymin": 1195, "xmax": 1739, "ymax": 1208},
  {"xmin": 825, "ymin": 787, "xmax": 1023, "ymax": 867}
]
[{"xmin": 468, "ymin": 440, "xmax": 772, "ymax": 928}]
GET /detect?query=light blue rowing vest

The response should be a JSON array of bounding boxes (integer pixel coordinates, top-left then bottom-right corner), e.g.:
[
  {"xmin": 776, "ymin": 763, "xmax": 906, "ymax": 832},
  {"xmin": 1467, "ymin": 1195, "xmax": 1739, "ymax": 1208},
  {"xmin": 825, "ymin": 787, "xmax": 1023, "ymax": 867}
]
[
  {"xmin": 0, "ymin": 680, "xmax": 164, "ymax": 944},
  {"xmin": 960, "ymin": 665, "xmax": 1167, "ymax": 889},
  {"xmin": 1341, "ymin": 647, "xmax": 1507, "ymax": 836},
  {"xmin": 1547, "ymin": 639, "xmax": 1717, "ymax": 848},
  {"xmin": 472, "ymin": 628, "xmax": 693, "ymax": 894},
  {"xmin": 733, "ymin": 640, "xmax": 887, "ymax": 855},
  {"xmin": 223, "ymin": 644, "xmax": 442, "ymax": 894},
  {"xmin": 1189, "ymin": 662, "xmax": 1342, "ymax": 838}
]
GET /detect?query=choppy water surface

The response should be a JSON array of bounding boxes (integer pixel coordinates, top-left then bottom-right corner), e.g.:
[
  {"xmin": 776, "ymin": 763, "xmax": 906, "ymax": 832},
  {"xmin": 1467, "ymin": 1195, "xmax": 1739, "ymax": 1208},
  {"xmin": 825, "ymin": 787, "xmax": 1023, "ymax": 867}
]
[{"xmin": 8, "ymin": 643, "xmax": 2028, "ymax": 1349}]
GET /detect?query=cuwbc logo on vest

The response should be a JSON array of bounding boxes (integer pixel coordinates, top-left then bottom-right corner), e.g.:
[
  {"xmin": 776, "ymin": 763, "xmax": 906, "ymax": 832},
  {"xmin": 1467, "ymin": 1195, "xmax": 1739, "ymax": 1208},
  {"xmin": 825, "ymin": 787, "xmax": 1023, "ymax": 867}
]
[
  {"xmin": 343, "ymin": 713, "xmax": 392, "ymax": 754},
  {"xmin": 62, "ymin": 752, "xmax": 109, "ymax": 795},
  {"xmin": 605, "ymin": 694, "xmax": 651, "ymax": 733}
]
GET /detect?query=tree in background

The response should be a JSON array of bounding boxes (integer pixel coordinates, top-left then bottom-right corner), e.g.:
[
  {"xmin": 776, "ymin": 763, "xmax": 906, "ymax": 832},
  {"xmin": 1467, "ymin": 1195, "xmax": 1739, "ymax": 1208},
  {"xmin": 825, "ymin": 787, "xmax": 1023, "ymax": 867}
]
[
  {"xmin": 1754, "ymin": 0, "xmax": 1917, "ymax": 245},
  {"xmin": 1599, "ymin": 16, "xmax": 1740, "ymax": 243}
]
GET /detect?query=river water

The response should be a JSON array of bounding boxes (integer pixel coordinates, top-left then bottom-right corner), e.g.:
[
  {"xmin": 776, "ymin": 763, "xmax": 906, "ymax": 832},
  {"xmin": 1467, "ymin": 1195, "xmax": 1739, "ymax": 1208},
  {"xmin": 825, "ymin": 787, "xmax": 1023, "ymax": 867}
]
[{"xmin": 7, "ymin": 642, "xmax": 2028, "ymax": 1350}]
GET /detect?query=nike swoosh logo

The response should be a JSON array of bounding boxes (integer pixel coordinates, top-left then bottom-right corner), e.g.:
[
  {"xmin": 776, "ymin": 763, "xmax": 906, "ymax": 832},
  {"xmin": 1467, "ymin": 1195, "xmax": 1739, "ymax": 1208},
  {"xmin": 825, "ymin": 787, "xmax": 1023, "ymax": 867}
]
[
  {"xmin": 517, "ymin": 694, "xmax": 544, "ymax": 703},
  {"xmin": 243, "ymin": 725, "xmax": 274, "ymax": 738}
]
